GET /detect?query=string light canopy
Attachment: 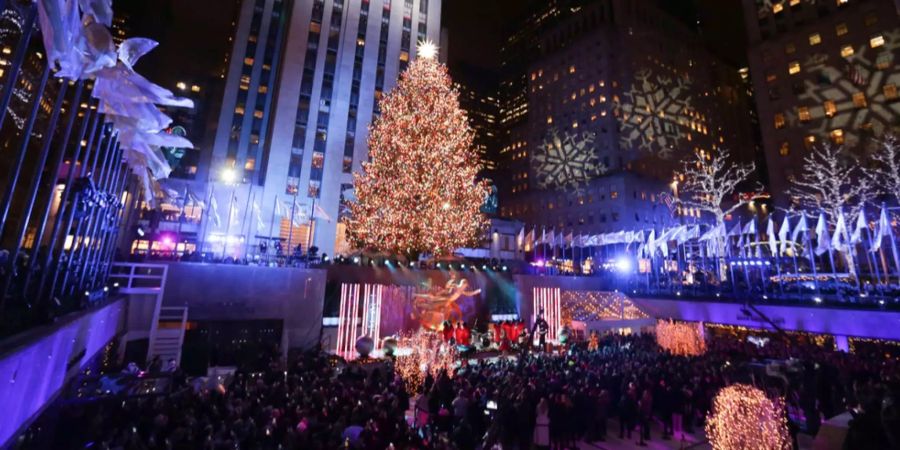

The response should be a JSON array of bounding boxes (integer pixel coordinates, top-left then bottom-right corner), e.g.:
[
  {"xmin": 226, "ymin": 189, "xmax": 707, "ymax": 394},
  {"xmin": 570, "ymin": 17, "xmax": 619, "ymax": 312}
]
[
  {"xmin": 706, "ymin": 384, "xmax": 791, "ymax": 450},
  {"xmin": 346, "ymin": 41, "xmax": 489, "ymax": 258}
]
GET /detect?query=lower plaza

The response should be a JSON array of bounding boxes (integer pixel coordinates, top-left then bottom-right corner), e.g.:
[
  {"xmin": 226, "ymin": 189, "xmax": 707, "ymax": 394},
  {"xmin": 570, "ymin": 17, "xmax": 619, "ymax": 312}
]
[{"xmin": 1, "ymin": 0, "xmax": 900, "ymax": 449}]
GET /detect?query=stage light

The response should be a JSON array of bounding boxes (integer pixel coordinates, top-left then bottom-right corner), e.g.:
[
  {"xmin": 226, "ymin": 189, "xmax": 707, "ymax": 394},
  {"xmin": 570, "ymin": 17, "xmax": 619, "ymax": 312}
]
[
  {"xmin": 353, "ymin": 257, "xmax": 360, "ymax": 264},
  {"xmin": 436, "ymin": 263, "xmax": 442, "ymax": 268},
  {"xmin": 113, "ymin": 282, "xmax": 119, "ymax": 288},
  {"xmin": 220, "ymin": 168, "xmax": 237, "ymax": 183},
  {"xmin": 813, "ymin": 296, "xmax": 822, "ymax": 303},
  {"xmin": 409, "ymin": 261, "xmax": 415, "ymax": 267},
  {"xmin": 103, "ymin": 286, "xmax": 109, "ymax": 292},
  {"xmin": 84, "ymin": 291, "xmax": 90, "ymax": 296},
  {"xmin": 502, "ymin": 265, "xmax": 507, "ymax": 271},
  {"xmin": 613, "ymin": 257, "xmax": 632, "ymax": 273},
  {"xmin": 323, "ymin": 255, "xmax": 329, "ymax": 262},
  {"xmin": 481, "ymin": 265, "xmax": 487, "ymax": 270},
  {"xmin": 136, "ymin": 227, "xmax": 145, "ymax": 237}
]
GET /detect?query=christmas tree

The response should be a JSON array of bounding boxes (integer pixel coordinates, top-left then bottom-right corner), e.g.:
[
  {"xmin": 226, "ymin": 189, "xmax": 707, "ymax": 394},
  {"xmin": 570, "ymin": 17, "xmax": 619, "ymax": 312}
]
[{"xmin": 346, "ymin": 41, "xmax": 489, "ymax": 257}]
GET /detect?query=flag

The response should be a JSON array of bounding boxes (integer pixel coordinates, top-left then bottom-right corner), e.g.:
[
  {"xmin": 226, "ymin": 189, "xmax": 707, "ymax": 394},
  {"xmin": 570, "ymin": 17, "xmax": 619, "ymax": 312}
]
[
  {"xmin": 872, "ymin": 206, "xmax": 891, "ymax": 251},
  {"xmin": 564, "ymin": 232, "xmax": 574, "ymax": 247},
  {"xmin": 291, "ymin": 200, "xmax": 305, "ymax": 227},
  {"xmin": 645, "ymin": 229, "xmax": 656, "ymax": 257},
  {"xmin": 778, "ymin": 216, "xmax": 791, "ymax": 256},
  {"xmin": 525, "ymin": 228, "xmax": 535, "ymax": 250},
  {"xmin": 832, "ymin": 211, "xmax": 847, "ymax": 251},
  {"xmin": 815, "ymin": 213, "xmax": 831, "ymax": 255},
  {"xmin": 791, "ymin": 214, "xmax": 808, "ymax": 243},
  {"xmin": 850, "ymin": 207, "xmax": 866, "ymax": 244},
  {"xmin": 767, "ymin": 218, "xmax": 778, "ymax": 256},
  {"xmin": 517, "ymin": 227, "xmax": 525, "ymax": 250},
  {"xmin": 253, "ymin": 201, "xmax": 265, "ymax": 232},
  {"xmin": 727, "ymin": 222, "xmax": 742, "ymax": 237},
  {"xmin": 229, "ymin": 193, "xmax": 239, "ymax": 226},
  {"xmin": 313, "ymin": 203, "xmax": 332, "ymax": 221},
  {"xmin": 210, "ymin": 195, "xmax": 221, "ymax": 228},
  {"xmin": 742, "ymin": 219, "xmax": 757, "ymax": 235},
  {"xmin": 545, "ymin": 229, "xmax": 555, "ymax": 247},
  {"xmin": 275, "ymin": 198, "xmax": 288, "ymax": 217}
]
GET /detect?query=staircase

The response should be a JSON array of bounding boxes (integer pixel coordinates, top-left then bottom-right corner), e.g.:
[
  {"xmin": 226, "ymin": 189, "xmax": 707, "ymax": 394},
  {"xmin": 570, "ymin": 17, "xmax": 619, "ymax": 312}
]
[{"xmin": 148, "ymin": 306, "xmax": 188, "ymax": 366}]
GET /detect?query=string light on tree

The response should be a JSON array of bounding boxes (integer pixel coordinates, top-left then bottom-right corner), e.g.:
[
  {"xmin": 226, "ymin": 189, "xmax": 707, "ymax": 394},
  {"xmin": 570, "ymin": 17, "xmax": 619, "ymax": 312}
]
[
  {"xmin": 656, "ymin": 319, "xmax": 707, "ymax": 356},
  {"xmin": 706, "ymin": 384, "xmax": 790, "ymax": 450},
  {"xmin": 346, "ymin": 40, "xmax": 489, "ymax": 258}
]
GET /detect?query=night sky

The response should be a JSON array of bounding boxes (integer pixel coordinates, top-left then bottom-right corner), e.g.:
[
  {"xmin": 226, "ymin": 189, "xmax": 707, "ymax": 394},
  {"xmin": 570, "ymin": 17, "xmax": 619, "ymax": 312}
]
[{"xmin": 122, "ymin": 0, "xmax": 748, "ymax": 96}]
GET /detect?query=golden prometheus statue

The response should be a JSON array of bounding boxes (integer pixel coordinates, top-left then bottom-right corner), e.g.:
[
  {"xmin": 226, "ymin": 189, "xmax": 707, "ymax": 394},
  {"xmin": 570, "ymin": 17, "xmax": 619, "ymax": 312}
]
[{"xmin": 411, "ymin": 277, "xmax": 481, "ymax": 330}]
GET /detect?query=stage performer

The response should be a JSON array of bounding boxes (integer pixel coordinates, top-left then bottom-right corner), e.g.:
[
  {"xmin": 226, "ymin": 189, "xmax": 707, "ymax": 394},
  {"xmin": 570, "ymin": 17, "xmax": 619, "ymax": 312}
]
[
  {"xmin": 514, "ymin": 321, "xmax": 525, "ymax": 344},
  {"xmin": 502, "ymin": 321, "xmax": 514, "ymax": 346},
  {"xmin": 532, "ymin": 312, "xmax": 549, "ymax": 350},
  {"xmin": 588, "ymin": 330, "xmax": 599, "ymax": 351},
  {"xmin": 458, "ymin": 322, "xmax": 471, "ymax": 346},
  {"xmin": 492, "ymin": 322, "xmax": 502, "ymax": 344},
  {"xmin": 442, "ymin": 320, "xmax": 454, "ymax": 343},
  {"xmin": 498, "ymin": 325, "xmax": 510, "ymax": 353}
]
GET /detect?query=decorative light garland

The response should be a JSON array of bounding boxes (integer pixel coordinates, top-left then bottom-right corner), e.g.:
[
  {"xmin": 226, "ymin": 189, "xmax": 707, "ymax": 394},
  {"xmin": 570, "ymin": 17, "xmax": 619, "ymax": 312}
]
[
  {"xmin": 706, "ymin": 384, "xmax": 791, "ymax": 450},
  {"xmin": 655, "ymin": 319, "xmax": 707, "ymax": 356}
]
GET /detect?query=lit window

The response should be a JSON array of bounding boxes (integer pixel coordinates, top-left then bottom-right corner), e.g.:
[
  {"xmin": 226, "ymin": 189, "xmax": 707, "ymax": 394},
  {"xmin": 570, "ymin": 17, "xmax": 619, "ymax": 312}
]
[
  {"xmin": 254, "ymin": 110, "xmax": 264, "ymax": 118},
  {"xmin": 852, "ymin": 92, "xmax": 867, "ymax": 108},
  {"xmin": 610, "ymin": 191, "xmax": 618, "ymax": 199},
  {"xmin": 835, "ymin": 23, "xmax": 848, "ymax": 36},
  {"xmin": 399, "ymin": 51, "xmax": 409, "ymax": 62},
  {"xmin": 311, "ymin": 152, "xmax": 325, "ymax": 168},
  {"xmin": 798, "ymin": 106, "xmax": 811, "ymax": 122},
  {"xmin": 546, "ymin": 116, "xmax": 553, "ymax": 124},
  {"xmin": 830, "ymin": 129, "xmax": 844, "ymax": 144},
  {"xmin": 870, "ymin": 35, "xmax": 885, "ymax": 48},
  {"xmin": 568, "ymin": 65, "xmax": 575, "ymax": 74},
  {"xmin": 824, "ymin": 100, "xmax": 837, "ymax": 117},
  {"xmin": 804, "ymin": 135, "xmax": 816, "ymax": 149},
  {"xmin": 836, "ymin": 0, "xmax": 848, "ymax": 4},
  {"xmin": 779, "ymin": 141, "xmax": 790, "ymax": 156},
  {"xmin": 357, "ymin": 38, "xmax": 365, "ymax": 46},
  {"xmin": 258, "ymin": 85, "xmax": 268, "ymax": 94},
  {"xmin": 773, "ymin": 3, "xmax": 784, "ymax": 13},
  {"xmin": 840, "ymin": 45, "xmax": 854, "ymax": 58},
  {"xmin": 809, "ymin": 33, "xmax": 822, "ymax": 46},
  {"xmin": 244, "ymin": 158, "xmax": 255, "ymax": 170},
  {"xmin": 785, "ymin": 43, "xmax": 796, "ymax": 54},
  {"xmin": 766, "ymin": 72, "xmax": 778, "ymax": 83},
  {"xmin": 191, "ymin": 85, "xmax": 200, "ymax": 92},
  {"xmin": 774, "ymin": 113, "xmax": 786, "ymax": 129},
  {"xmin": 234, "ymin": 106, "xmax": 245, "ymax": 115},
  {"xmin": 244, "ymin": 57, "xmax": 254, "ymax": 65},
  {"xmin": 788, "ymin": 61, "xmax": 801, "ymax": 75},
  {"xmin": 875, "ymin": 53, "xmax": 891, "ymax": 70},
  {"xmin": 884, "ymin": 84, "xmax": 898, "ymax": 100}
]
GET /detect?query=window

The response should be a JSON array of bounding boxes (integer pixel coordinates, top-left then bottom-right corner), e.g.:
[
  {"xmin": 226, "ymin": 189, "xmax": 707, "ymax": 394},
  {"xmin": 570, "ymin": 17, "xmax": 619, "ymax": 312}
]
[
  {"xmin": 835, "ymin": 23, "xmax": 848, "ymax": 36},
  {"xmin": 830, "ymin": 129, "xmax": 844, "ymax": 144},
  {"xmin": 244, "ymin": 57, "xmax": 254, "ymax": 65},
  {"xmin": 766, "ymin": 72, "xmax": 778, "ymax": 83},
  {"xmin": 253, "ymin": 110, "xmax": 264, "ymax": 118},
  {"xmin": 824, "ymin": 100, "xmax": 837, "ymax": 117},
  {"xmin": 788, "ymin": 61, "xmax": 801, "ymax": 75},
  {"xmin": 876, "ymin": 53, "xmax": 892, "ymax": 70},
  {"xmin": 798, "ymin": 106, "xmax": 811, "ymax": 122},
  {"xmin": 870, "ymin": 35, "xmax": 885, "ymax": 48},
  {"xmin": 779, "ymin": 141, "xmax": 790, "ymax": 156},
  {"xmin": 809, "ymin": 33, "xmax": 822, "ymax": 45},
  {"xmin": 804, "ymin": 135, "xmax": 816, "ymax": 149},
  {"xmin": 774, "ymin": 113, "xmax": 786, "ymax": 129},
  {"xmin": 234, "ymin": 106, "xmax": 245, "ymax": 115},
  {"xmin": 311, "ymin": 151, "xmax": 325, "ymax": 168},
  {"xmin": 244, "ymin": 158, "xmax": 255, "ymax": 170},
  {"xmin": 852, "ymin": 92, "xmax": 867, "ymax": 108},
  {"xmin": 258, "ymin": 85, "xmax": 268, "ymax": 93},
  {"xmin": 785, "ymin": 43, "xmax": 796, "ymax": 54},
  {"xmin": 840, "ymin": 45, "xmax": 854, "ymax": 58},
  {"xmin": 864, "ymin": 14, "xmax": 877, "ymax": 26},
  {"xmin": 885, "ymin": 84, "xmax": 898, "ymax": 100}
]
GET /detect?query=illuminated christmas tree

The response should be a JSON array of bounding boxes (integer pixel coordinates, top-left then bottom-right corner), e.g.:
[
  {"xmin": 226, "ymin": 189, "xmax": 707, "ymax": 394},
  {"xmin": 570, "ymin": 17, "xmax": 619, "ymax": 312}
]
[{"xmin": 346, "ymin": 41, "xmax": 489, "ymax": 257}]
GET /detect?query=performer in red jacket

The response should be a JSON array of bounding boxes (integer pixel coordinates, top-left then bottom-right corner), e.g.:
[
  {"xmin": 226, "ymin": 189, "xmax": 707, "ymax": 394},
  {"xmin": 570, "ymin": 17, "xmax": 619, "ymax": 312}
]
[{"xmin": 441, "ymin": 320, "xmax": 454, "ymax": 342}]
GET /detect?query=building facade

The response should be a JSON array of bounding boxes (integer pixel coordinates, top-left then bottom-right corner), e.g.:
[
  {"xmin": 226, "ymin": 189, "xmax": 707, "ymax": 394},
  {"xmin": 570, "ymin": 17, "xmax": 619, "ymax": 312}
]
[
  {"xmin": 128, "ymin": 0, "xmax": 441, "ymax": 259},
  {"xmin": 743, "ymin": 0, "xmax": 900, "ymax": 200},
  {"xmin": 497, "ymin": 0, "xmax": 756, "ymax": 236}
]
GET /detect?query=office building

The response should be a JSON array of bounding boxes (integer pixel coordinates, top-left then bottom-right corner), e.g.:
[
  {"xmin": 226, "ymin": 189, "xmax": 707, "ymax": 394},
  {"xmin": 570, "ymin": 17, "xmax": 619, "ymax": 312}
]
[
  {"xmin": 742, "ymin": 0, "xmax": 900, "ymax": 200},
  {"xmin": 497, "ymin": 0, "xmax": 756, "ymax": 234}
]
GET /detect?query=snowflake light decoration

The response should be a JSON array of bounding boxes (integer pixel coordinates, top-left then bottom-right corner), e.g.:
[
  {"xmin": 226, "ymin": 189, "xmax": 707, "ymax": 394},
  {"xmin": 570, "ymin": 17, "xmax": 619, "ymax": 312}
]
[
  {"xmin": 618, "ymin": 69, "xmax": 698, "ymax": 160},
  {"xmin": 795, "ymin": 30, "xmax": 900, "ymax": 150},
  {"xmin": 532, "ymin": 128, "xmax": 605, "ymax": 191}
]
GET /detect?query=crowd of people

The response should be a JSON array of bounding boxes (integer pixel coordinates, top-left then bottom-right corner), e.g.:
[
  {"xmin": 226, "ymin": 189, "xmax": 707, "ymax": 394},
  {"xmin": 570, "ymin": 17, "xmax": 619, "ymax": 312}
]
[{"xmin": 24, "ymin": 331, "xmax": 900, "ymax": 450}]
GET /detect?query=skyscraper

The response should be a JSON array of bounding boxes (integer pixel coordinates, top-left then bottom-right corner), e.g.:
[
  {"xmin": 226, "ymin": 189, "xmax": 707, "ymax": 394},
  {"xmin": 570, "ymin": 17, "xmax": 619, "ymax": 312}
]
[
  {"xmin": 134, "ymin": 0, "xmax": 441, "ymax": 259},
  {"xmin": 496, "ymin": 0, "xmax": 756, "ymax": 235},
  {"xmin": 742, "ymin": 0, "xmax": 900, "ymax": 201}
]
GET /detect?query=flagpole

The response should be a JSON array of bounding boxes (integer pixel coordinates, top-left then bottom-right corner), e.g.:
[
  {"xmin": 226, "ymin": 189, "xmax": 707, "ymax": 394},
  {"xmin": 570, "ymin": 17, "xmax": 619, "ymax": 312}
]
[
  {"xmin": 804, "ymin": 219, "xmax": 821, "ymax": 297},
  {"xmin": 287, "ymin": 192, "xmax": 297, "ymax": 265},
  {"xmin": 267, "ymin": 195, "xmax": 277, "ymax": 265},
  {"xmin": 888, "ymin": 216, "xmax": 900, "ymax": 281},
  {"xmin": 222, "ymin": 188, "xmax": 236, "ymax": 259},
  {"xmin": 198, "ymin": 184, "xmax": 213, "ymax": 259},
  {"xmin": 307, "ymin": 196, "xmax": 317, "ymax": 266},
  {"xmin": 241, "ymin": 188, "xmax": 256, "ymax": 260}
]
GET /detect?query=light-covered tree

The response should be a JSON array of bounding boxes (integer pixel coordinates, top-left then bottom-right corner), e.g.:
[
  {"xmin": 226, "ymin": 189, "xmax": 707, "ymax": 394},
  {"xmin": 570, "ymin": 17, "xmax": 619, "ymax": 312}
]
[
  {"xmin": 678, "ymin": 148, "xmax": 761, "ymax": 231},
  {"xmin": 788, "ymin": 143, "xmax": 873, "ymax": 225},
  {"xmin": 869, "ymin": 135, "xmax": 900, "ymax": 206},
  {"xmin": 345, "ymin": 42, "xmax": 489, "ymax": 258}
]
